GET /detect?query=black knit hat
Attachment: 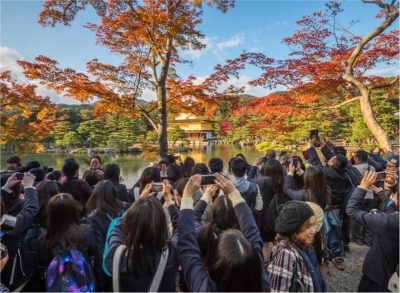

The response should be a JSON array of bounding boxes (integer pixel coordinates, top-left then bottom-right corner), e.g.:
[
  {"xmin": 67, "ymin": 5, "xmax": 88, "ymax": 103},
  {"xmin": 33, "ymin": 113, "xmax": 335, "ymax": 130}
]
[{"xmin": 275, "ymin": 200, "xmax": 315, "ymax": 236}]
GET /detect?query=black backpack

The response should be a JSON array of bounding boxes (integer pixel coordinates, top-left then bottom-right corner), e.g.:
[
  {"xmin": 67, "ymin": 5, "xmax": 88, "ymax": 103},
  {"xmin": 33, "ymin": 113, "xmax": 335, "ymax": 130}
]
[
  {"xmin": 345, "ymin": 167, "xmax": 363, "ymax": 187},
  {"xmin": 264, "ymin": 192, "xmax": 292, "ymax": 233}
]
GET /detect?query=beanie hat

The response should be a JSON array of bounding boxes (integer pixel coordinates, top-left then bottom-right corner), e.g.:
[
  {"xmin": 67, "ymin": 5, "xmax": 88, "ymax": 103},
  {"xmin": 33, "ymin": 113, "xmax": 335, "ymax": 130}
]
[
  {"xmin": 305, "ymin": 202, "xmax": 324, "ymax": 232},
  {"xmin": 275, "ymin": 200, "xmax": 315, "ymax": 236},
  {"xmin": 389, "ymin": 155, "xmax": 400, "ymax": 167}
]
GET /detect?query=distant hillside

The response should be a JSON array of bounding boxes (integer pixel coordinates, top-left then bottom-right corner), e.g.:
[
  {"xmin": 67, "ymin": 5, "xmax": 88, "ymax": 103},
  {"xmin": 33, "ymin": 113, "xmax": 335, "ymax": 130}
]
[
  {"xmin": 56, "ymin": 99, "xmax": 148, "ymax": 108},
  {"xmin": 239, "ymin": 94, "xmax": 257, "ymax": 102}
]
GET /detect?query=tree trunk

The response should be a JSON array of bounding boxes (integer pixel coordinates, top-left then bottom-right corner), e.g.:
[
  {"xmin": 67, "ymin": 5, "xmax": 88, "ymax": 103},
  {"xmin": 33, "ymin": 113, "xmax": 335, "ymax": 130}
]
[
  {"xmin": 359, "ymin": 92, "xmax": 392, "ymax": 150},
  {"xmin": 157, "ymin": 86, "xmax": 168, "ymax": 159}
]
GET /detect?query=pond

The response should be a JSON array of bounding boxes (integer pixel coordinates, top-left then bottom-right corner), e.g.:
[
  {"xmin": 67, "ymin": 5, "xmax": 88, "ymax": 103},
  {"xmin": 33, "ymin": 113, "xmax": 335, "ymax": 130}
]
[{"xmin": 1, "ymin": 144, "xmax": 302, "ymax": 188}]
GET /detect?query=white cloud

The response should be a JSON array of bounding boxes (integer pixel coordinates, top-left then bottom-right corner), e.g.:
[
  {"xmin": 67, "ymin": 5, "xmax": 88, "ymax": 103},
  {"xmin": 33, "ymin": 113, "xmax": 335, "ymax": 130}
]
[
  {"xmin": 139, "ymin": 88, "xmax": 157, "ymax": 102},
  {"xmin": 265, "ymin": 20, "xmax": 288, "ymax": 32},
  {"xmin": 216, "ymin": 34, "xmax": 244, "ymax": 53},
  {"xmin": 0, "ymin": 46, "xmax": 79, "ymax": 104},
  {"xmin": 181, "ymin": 37, "xmax": 215, "ymax": 59}
]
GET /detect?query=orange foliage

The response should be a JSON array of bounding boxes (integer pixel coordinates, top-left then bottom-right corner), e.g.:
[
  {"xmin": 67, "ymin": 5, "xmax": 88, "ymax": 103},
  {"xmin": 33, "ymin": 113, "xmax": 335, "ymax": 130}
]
[{"xmin": 0, "ymin": 71, "xmax": 57, "ymax": 154}]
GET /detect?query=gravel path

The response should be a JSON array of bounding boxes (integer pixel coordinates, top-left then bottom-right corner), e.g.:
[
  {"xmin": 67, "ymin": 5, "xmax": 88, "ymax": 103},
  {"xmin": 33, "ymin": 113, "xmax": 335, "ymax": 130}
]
[{"xmin": 326, "ymin": 243, "xmax": 370, "ymax": 292}]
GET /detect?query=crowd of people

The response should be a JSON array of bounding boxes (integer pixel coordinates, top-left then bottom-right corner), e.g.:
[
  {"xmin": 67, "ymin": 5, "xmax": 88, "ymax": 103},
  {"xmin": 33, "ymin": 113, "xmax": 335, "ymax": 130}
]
[{"xmin": 0, "ymin": 137, "xmax": 398, "ymax": 292}]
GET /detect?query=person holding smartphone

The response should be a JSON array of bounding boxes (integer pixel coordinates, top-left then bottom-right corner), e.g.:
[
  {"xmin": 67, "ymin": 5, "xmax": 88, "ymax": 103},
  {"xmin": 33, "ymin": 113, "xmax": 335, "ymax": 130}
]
[{"xmin": 347, "ymin": 171, "xmax": 399, "ymax": 292}]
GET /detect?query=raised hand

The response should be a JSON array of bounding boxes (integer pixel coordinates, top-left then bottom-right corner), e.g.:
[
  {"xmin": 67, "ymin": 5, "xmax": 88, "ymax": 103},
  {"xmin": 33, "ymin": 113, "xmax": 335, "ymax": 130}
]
[
  {"xmin": 183, "ymin": 174, "xmax": 202, "ymax": 198},
  {"xmin": 162, "ymin": 179, "xmax": 172, "ymax": 202},
  {"xmin": 140, "ymin": 182, "xmax": 156, "ymax": 197},
  {"xmin": 204, "ymin": 185, "xmax": 218, "ymax": 198},
  {"xmin": 359, "ymin": 171, "xmax": 378, "ymax": 190},
  {"xmin": 214, "ymin": 172, "xmax": 235, "ymax": 194},
  {"xmin": 21, "ymin": 172, "xmax": 35, "ymax": 188},
  {"xmin": 4, "ymin": 172, "xmax": 21, "ymax": 189}
]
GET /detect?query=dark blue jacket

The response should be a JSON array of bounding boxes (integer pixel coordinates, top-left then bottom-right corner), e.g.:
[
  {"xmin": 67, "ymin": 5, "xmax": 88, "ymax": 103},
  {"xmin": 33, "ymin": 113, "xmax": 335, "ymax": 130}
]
[
  {"xmin": 308, "ymin": 147, "xmax": 347, "ymax": 206},
  {"xmin": 347, "ymin": 187, "xmax": 399, "ymax": 288},
  {"xmin": 178, "ymin": 201, "xmax": 271, "ymax": 292},
  {"xmin": 105, "ymin": 204, "xmax": 180, "ymax": 292},
  {"xmin": 372, "ymin": 153, "xmax": 387, "ymax": 169},
  {"xmin": 1, "ymin": 187, "xmax": 39, "ymax": 291}
]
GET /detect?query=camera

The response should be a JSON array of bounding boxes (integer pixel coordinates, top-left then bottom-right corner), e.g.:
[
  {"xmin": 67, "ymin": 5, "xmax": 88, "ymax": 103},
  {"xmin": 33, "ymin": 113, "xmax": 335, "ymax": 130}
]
[
  {"xmin": 309, "ymin": 129, "xmax": 320, "ymax": 147},
  {"xmin": 16, "ymin": 173, "xmax": 24, "ymax": 180},
  {"xmin": 152, "ymin": 182, "xmax": 163, "ymax": 192},
  {"xmin": 0, "ymin": 214, "xmax": 17, "ymax": 235}
]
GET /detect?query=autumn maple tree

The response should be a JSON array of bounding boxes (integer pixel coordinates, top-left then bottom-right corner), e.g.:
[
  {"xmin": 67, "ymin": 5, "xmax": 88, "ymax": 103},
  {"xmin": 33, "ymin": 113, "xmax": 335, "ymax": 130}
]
[
  {"xmin": 0, "ymin": 71, "xmax": 60, "ymax": 154},
  {"xmin": 240, "ymin": 1, "xmax": 399, "ymax": 150},
  {"xmin": 19, "ymin": 0, "xmax": 242, "ymax": 158}
]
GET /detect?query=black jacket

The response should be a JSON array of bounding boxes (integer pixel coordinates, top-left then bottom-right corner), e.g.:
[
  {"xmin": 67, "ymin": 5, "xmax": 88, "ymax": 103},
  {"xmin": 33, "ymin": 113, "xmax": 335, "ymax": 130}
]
[
  {"xmin": 308, "ymin": 147, "xmax": 347, "ymax": 206},
  {"xmin": 60, "ymin": 177, "xmax": 93, "ymax": 216},
  {"xmin": 347, "ymin": 188, "xmax": 399, "ymax": 288},
  {"xmin": 247, "ymin": 166, "xmax": 278, "ymax": 210},
  {"xmin": 113, "ymin": 183, "xmax": 129, "ymax": 203},
  {"xmin": 1, "ymin": 187, "xmax": 39, "ymax": 291}
]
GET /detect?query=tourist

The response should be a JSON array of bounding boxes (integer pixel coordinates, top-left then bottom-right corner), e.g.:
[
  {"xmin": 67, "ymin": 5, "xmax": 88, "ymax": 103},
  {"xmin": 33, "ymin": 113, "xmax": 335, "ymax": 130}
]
[
  {"xmin": 351, "ymin": 150, "xmax": 376, "ymax": 246},
  {"xmin": 177, "ymin": 173, "xmax": 270, "ymax": 292},
  {"xmin": 105, "ymin": 180, "xmax": 180, "ymax": 292},
  {"xmin": 128, "ymin": 167, "xmax": 162, "ymax": 202},
  {"xmin": 1, "ymin": 173, "xmax": 24, "ymax": 216},
  {"xmin": 89, "ymin": 156, "xmax": 103, "ymax": 171},
  {"xmin": 60, "ymin": 160, "xmax": 93, "ymax": 217},
  {"xmin": 32, "ymin": 180, "xmax": 59, "ymax": 228},
  {"xmin": 235, "ymin": 153, "xmax": 252, "ymax": 175},
  {"xmin": 192, "ymin": 163, "xmax": 210, "ymax": 175},
  {"xmin": 1, "ymin": 172, "xmax": 39, "ymax": 291},
  {"xmin": 347, "ymin": 171, "xmax": 399, "ymax": 292},
  {"xmin": 29, "ymin": 167, "xmax": 47, "ymax": 187},
  {"xmin": 37, "ymin": 193, "xmax": 96, "ymax": 291},
  {"xmin": 268, "ymin": 200, "xmax": 327, "ymax": 292},
  {"xmin": 4, "ymin": 156, "xmax": 21, "ymax": 171},
  {"xmin": 183, "ymin": 157, "xmax": 195, "ymax": 178},
  {"xmin": 167, "ymin": 163, "xmax": 184, "ymax": 186},
  {"xmin": 103, "ymin": 164, "xmax": 129, "ymax": 202},
  {"xmin": 25, "ymin": 161, "xmax": 40, "ymax": 172},
  {"xmin": 85, "ymin": 180, "xmax": 127, "ymax": 292},
  {"xmin": 249, "ymin": 158, "xmax": 285, "ymax": 262}
]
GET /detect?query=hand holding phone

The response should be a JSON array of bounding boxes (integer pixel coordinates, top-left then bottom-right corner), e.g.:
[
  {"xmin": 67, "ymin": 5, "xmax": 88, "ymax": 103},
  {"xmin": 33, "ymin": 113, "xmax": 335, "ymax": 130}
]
[
  {"xmin": 16, "ymin": 173, "xmax": 24, "ymax": 180},
  {"xmin": 152, "ymin": 182, "xmax": 163, "ymax": 192},
  {"xmin": 200, "ymin": 174, "xmax": 216, "ymax": 185},
  {"xmin": 375, "ymin": 172, "xmax": 386, "ymax": 182}
]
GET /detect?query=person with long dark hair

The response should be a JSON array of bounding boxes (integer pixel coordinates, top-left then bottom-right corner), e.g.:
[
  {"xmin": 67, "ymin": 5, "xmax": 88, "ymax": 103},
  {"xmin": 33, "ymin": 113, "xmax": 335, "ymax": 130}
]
[
  {"xmin": 248, "ymin": 158, "xmax": 285, "ymax": 262},
  {"xmin": 33, "ymin": 180, "xmax": 59, "ymax": 227},
  {"xmin": 128, "ymin": 167, "xmax": 162, "ymax": 203},
  {"xmin": 268, "ymin": 201, "xmax": 327, "ymax": 292},
  {"xmin": 236, "ymin": 153, "xmax": 252, "ymax": 175},
  {"xmin": 85, "ymin": 180, "xmax": 126, "ymax": 292},
  {"xmin": 178, "ymin": 173, "xmax": 270, "ymax": 292},
  {"xmin": 104, "ymin": 164, "xmax": 129, "ymax": 202},
  {"xmin": 105, "ymin": 180, "xmax": 180, "ymax": 292},
  {"xmin": 183, "ymin": 157, "xmax": 195, "ymax": 178},
  {"xmin": 37, "ymin": 193, "xmax": 96, "ymax": 291}
]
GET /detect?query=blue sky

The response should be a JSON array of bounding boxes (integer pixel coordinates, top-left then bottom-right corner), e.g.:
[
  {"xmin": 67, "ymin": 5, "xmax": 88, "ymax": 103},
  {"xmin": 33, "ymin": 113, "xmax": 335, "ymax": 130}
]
[{"xmin": 1, "ymin": 0, "xmax": 398, "ymax": 104}]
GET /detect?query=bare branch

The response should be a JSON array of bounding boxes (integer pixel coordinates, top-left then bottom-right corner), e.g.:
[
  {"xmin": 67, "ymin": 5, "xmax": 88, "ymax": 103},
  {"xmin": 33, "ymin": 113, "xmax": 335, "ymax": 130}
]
[
  {"xmin": 136, "ymin": 104, "xmax": 158, "ymax": 130},
  {"xmin": 368, "ymin": 76, "xmax": 399, "ymax": 90},
  {"xmin": 317, "ymin": 97, "xmax": 360, "ymax": 109}
]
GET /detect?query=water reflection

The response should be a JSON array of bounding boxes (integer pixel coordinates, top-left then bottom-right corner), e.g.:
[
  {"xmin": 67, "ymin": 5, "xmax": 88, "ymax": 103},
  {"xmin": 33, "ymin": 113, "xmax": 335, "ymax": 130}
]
[{"xmin": 1, "ymin": 145, "xmax": 301, "ymax": 188}]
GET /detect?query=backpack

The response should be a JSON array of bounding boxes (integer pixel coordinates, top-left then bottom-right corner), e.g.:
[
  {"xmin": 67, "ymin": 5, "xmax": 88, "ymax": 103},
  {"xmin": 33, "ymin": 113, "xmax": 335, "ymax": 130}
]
[
  {"xmin": 321, "ymin": 207, "xmax": 344, "ymax": 259},
  {"xmin": 24, "ymin": 225, "xmax": 47, "ymax": 254},
  {"xmin": 102, "ymin": 213, "xmax": 123, "ymax": 276},
  {"xmin": 264, "ymin": 192, "xmax": 291, "ymax": 234},
  {"xmin": 345, "ymin": 167, "xmax": 363, "ymax": 187},
  {"xmin": 46, "ymin": 249, "xmax": 95, "ymax": 292}
]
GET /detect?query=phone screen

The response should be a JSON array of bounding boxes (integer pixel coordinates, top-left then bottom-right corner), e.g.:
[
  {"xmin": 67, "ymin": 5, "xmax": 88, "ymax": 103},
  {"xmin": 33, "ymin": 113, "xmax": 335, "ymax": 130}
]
[
  {"xmin": 152, "ymin": 183, "xmax": 163, "ymax": 192},
  {"xmin": 201, "ymin": 175, "xmax": 216, "ymax": 185},
  {"xmin": 376, "ymin": 172, "xmax": 386, "ymax": 181}
]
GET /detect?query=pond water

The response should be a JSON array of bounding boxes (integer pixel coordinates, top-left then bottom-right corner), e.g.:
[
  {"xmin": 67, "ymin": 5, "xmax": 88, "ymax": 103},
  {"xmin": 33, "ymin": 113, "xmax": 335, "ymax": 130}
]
[{"xmin": 1, "ymin": 144, "xmax": 302, "ymax": 188}]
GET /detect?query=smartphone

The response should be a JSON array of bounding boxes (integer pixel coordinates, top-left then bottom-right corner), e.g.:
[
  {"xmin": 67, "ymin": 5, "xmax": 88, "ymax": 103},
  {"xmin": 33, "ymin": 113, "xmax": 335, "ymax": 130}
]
[
  {"xmin": 0, "ymin": 244, "xmax": 8, "ymax": 260},
  {"xmin": 155, "ymin": 164, "xmax": 162, "ymax": 171},
  {"xmin": 16, "ymin": 173, "xmax": 24, "ymax": 180},
  {"xmin": 152, "ymin": 182, "xmax": 163, "ymax": 192},
  {"xmin": 376, "ymin": 172, "xmax": 386, "ymax": 181},
  {"xmin": 309, "ymin": 129, "xmax": 319, "ymax": 139},
  {"xmin": 201, "ymin": 175, "xmax": 216, "ymax": 185}
]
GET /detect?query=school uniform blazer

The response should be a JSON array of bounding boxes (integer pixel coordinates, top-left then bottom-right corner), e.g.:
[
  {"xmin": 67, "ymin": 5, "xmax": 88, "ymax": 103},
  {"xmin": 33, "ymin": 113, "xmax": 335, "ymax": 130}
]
[{"xmin": 178, "ymin": 193, "xmax": 271, "ymax": 292}]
